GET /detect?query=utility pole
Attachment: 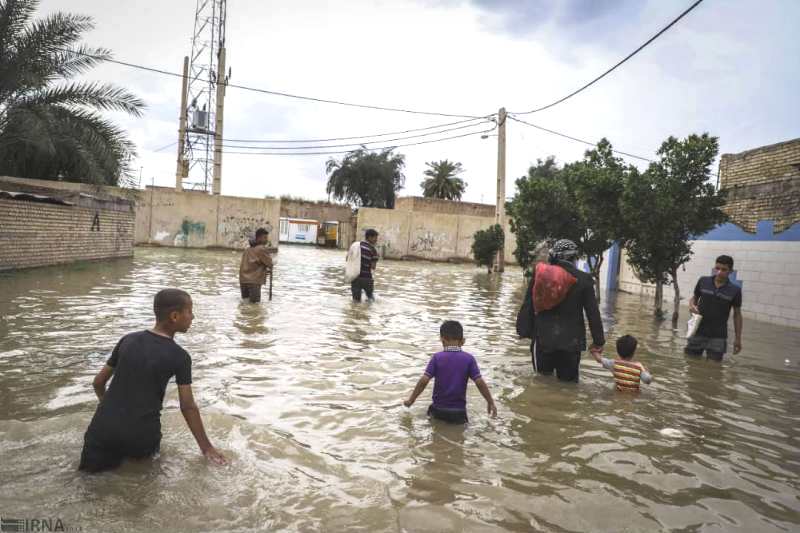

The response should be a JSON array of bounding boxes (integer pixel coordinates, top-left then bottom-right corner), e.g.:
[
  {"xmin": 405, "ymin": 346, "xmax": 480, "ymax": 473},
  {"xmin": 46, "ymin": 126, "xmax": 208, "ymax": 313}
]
[
  {"xmin": 175, "ymin": 56, "xmax": 189, "ymax": 191},
  {"xmin": 495, "ymin": 107, "xmax": 507, "ymax": 272},
  {"xmin": 212, "ymin": 47, "xmax": 226, "ymax": 195}
]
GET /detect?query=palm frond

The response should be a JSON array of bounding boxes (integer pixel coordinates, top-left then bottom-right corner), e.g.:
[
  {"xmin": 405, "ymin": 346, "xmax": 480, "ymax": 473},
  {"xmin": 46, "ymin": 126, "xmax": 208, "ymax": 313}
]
[
  {"xmin": 1, "ymin": 12, "xmax": 94, "ymax": 91},
  {"xmin": 53, "ymin": 45, "xmax": 112, "ymax": 79},
  {"xmin": 0, "ymin": 0, "xmax": 37, "ymax": 53},
  {"xmin": 21, "ymin": 81, "xmax": 145, "ymax": 116}
]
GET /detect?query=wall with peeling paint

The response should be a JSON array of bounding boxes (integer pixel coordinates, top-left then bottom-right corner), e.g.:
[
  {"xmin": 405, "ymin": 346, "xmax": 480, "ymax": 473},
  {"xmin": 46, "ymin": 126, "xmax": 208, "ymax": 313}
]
[
  {"xmin": 135, "ymin": 187, "xmax": 280, "ymax": 250},
  {"xmin": 356, "ymin": 207, "xmax": 517, "ymax": 264}
]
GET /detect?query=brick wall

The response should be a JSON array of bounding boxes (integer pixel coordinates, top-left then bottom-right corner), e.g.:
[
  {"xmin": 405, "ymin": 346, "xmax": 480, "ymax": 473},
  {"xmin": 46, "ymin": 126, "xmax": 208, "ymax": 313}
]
[
  {"xmin": 719, "ymin": 138, "xmax": 800, "ymax": 233},
  {"xmin": 0, "ymin": 197, "xmax": 134, "ymax": 271}
]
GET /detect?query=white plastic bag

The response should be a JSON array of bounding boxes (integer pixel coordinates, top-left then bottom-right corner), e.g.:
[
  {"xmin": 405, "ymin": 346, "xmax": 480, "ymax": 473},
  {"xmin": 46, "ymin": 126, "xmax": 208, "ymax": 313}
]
[
  {"xmin": 686, "ymin": 312, "xmax": 702, "ymax": 339},
  {"xmin": 344, "ymin": 241, "xmax": 361, "ymax": 282}
]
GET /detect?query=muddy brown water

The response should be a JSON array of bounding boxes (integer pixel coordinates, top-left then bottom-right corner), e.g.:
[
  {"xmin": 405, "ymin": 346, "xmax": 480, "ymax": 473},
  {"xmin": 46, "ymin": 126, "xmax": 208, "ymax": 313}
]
[{"xmin": 0, "ymin": 245, "xmax": 798, "ymax": 532}]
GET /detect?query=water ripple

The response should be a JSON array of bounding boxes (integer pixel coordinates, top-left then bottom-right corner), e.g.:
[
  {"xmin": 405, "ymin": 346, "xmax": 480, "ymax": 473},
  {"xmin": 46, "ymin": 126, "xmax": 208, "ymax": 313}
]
[{"xmin": 0, "ymin": 246, "xmax": 798, "ymax": 532}]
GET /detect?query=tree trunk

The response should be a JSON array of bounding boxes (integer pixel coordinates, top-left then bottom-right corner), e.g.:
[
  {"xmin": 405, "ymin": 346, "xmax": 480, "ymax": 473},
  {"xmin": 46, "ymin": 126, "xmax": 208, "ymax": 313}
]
[
  {"xmin": 671, "ymin": 267, "xmax": 680, "ymax": 324},
  {"xmin": 590, "ymin": 254, "xmax": 604, "ymax": 303},
  {"xmin": 654, "ymin": 280, "xmax": 664, "ymax": 319},
  {"xmin": 593, "ymin": 272, "xmax": 601, "ymax": 302}
]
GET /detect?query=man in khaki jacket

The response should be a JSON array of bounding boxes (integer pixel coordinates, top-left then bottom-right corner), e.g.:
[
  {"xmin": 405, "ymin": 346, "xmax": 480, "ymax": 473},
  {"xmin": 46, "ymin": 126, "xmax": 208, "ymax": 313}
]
[{"xmin": 239, "ymin": 228, "xmax": 273, "ymax": 303}]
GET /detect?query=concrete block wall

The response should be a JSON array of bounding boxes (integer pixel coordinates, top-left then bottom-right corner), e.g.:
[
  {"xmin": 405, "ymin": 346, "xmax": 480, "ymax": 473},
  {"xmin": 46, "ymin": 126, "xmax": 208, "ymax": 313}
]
[
  {"xmin": 135, "ymin": 187, "xmax": 281, "ymax": 250},
  {"xmin": 357, "ymin": 207, "xmax": 517, "ymax": 264},
  {"xmin": 0, "ymin": 197, "xmax": 134, "ymax": 271},
  {"xmin": 394, "ymin": 196, "xmax": 497, "ymax": 218},
  {"xmin": 279, "ymin": 199, "xmax": 352, "ymax": 224},
  {"xmin": 605, "ymin": 222, "xmax": 800, "ymax": 328}
]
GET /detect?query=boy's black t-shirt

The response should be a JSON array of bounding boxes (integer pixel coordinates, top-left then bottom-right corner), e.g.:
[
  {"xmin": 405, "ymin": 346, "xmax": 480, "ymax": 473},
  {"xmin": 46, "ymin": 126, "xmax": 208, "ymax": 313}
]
[{"xmin": 96, "ymin": 330, "xmax": 192, "ymax": 426}]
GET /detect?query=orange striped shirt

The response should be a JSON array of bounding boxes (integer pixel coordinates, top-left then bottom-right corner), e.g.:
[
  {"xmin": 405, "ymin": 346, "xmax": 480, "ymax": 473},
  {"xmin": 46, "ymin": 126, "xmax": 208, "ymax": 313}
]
[{"xmin": 612, "ymin": 360, "xmax": 645, "ymax": 392}]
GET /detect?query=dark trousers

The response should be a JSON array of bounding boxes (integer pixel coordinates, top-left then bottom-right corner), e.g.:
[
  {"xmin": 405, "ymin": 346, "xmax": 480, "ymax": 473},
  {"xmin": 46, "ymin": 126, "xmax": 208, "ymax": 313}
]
[
  {"xmin": 351, "ymin": 277, "xmax": 374, "ymax": 302},
  {"xmin": 684, "ymin": 336, "xmax": 725, "ymax": 361},
  {"xmin": 79, "ymin": 419, "xmax": 161, "ymax": 473},
  {"xmin": 428, "ymin": 404, "xmax": 468, "ymax": 424},
  {"xmin": 532, "ymin": 341, "xmax": 582, "ymax": 382},
  {"xmin": 240, "ymin": 283, "xmax": 262, "ymax": 303}
]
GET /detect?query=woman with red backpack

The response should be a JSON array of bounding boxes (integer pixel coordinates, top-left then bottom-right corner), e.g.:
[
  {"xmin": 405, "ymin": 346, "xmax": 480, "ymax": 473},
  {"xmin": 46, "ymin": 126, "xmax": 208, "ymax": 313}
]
[{"xmin": 516, "ymin": 239, "xmax": 605, "ymax": 382}]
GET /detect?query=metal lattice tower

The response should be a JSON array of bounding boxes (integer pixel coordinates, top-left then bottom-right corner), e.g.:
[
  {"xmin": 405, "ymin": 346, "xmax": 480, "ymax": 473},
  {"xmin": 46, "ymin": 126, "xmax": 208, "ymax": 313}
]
[{"xmin": 180, "ymin": 0, "xmax": 228, "ymax": 192}]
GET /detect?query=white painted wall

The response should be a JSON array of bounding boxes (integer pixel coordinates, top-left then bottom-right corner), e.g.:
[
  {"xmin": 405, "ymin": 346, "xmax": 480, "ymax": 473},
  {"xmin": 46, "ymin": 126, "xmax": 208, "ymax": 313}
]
[
  {"xmin": 602, "ymin": 240, "xmax": 800, "ymax": 328},
  {"xmin": 279, "ymin": 218, "xmax": 318, "ymax": 244}
]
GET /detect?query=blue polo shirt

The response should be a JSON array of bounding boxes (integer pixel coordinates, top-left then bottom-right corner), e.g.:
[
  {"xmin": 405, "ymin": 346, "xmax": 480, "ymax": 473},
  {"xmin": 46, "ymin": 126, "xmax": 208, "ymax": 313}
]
[{"xmin": 694, "ymin": 276, "xmax": 742, "ymax": 339}]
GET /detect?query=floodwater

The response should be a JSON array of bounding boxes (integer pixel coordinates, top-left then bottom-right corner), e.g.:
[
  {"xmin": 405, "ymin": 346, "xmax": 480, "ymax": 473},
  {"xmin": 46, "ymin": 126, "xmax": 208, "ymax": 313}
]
[{"xmin": 0, "ymin": 245, "xmax": 798, "ymax": 533}]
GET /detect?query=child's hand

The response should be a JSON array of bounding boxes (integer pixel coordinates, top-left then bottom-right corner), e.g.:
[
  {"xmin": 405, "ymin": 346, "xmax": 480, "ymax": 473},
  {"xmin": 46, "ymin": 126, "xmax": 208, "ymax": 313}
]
[
  {"xmin": 487, "ymin": 401, "xmax": 497, "ymax": 418},
  {"xmin": 203, "ymin": 446, "xmax": 228, "ymax": 466},
  {"xmin": 403, "ymin": 399, "xmax": 413, "ymax": 408}
]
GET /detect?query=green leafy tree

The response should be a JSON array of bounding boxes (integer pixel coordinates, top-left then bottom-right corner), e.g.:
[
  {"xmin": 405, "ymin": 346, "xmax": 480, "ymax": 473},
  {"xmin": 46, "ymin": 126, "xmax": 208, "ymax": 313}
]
[
  {"xmin": 0, "ymin": 0, "xmax": 145, "ymax": 186},
  {"xmin": 471, "ymin": 224, "xmax": 504, "ymax": 273},
  {"xmin": 620, "ymin": 133, "xmax": 728, "ymax": 321},
  {"xmin": 506, "ymin": 156, "xmax": 562, "ymax": 274},
  {"xmin": 420, "ymin": 159, "xmax": 466, "ymax": 200},
  {"xmin": 325, "ymin": 147, "xmax": 405, "ymax": 208},
  {"xmin": 507, "ymin": 139, "xmax": 629, "ymax": 299}
]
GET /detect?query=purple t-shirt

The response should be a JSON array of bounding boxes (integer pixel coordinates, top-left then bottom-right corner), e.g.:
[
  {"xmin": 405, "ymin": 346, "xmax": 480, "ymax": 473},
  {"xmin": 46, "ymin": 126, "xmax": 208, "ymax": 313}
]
[{"xmin": 424, "ymin": 347, "xmax": 482, "ymax": 410}]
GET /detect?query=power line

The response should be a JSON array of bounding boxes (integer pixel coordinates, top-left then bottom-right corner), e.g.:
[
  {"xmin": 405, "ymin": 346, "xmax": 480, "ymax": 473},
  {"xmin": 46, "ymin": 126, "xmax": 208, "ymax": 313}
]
[
  {"xmin": 152, "ymin": 141, "xmax": 177, "ymax": 152},
  {"xmin": 223, "ymin": 126, "xmax": 496, "ymax": 156},
  {"xmin": 511, "ymin": 0, "xmax": 705, "ymax": 115},
  {"xmin": 509, "ymin": 116, "xmax": 653, "ymax": 162},
  {"xmin": 220, "ymin": 120, "xmax": 494, "ymax": 150},
  {"xmin": 55, "ymin": 46, "xmax": 487, "ymax": 119},
  {"xmin": 222, "ymin": 116, "xmax": 492, "ymax": 143}
]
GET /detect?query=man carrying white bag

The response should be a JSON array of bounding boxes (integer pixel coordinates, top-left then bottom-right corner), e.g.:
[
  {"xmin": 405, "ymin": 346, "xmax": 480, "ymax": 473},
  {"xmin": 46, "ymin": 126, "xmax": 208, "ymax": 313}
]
[{"xmin": 345, "ymin": 229, "xmax": 380, "ymax": 302}]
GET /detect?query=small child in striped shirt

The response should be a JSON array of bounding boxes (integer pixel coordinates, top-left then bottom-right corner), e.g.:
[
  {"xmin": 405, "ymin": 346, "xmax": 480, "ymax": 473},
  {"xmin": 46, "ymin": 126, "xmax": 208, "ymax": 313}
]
[{"xmin": 591, "ymin": 335, "xmax": 652, "ymax": 392}]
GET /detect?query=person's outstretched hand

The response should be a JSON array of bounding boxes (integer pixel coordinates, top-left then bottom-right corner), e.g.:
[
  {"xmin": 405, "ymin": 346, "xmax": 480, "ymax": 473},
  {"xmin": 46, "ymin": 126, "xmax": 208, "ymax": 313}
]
[
  {"xmin": 203, "ymin": 446, "xmax": 228, "ymax": 466},
  {"xmin": 487, "ymin": 401, "xmax": 497, "ymax": 418},
  {"xmin": 403, "ymin": 399, "xmax": 413, "ymax": 408}
]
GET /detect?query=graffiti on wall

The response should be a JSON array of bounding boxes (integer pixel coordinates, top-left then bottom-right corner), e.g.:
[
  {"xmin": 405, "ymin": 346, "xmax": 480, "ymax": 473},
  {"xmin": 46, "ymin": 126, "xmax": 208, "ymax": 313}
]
[
  {"xmin": 174, "ymin": 219, "xmax": 206, "ymax": 247},
  {"xmin": 220, "ymin": 215, "xmax": 274, "ymax": 248},
  {"xmin": 410, "ymin": 232, "xmax": 436, "ymax": 252}
]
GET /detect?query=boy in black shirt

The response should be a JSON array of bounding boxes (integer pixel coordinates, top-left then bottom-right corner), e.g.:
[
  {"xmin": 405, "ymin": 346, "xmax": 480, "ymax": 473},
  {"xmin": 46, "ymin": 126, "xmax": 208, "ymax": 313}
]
[{"xmin": 79, "ymin": 289, "xmax": 226, "ymax": 472}]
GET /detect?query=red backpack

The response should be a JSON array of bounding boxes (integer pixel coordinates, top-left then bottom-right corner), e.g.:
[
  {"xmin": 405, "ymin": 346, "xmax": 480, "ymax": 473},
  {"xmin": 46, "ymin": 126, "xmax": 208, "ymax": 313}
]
[{"xmin": 533, "ymin": 262, "xmax": 577, "ymax": 313}]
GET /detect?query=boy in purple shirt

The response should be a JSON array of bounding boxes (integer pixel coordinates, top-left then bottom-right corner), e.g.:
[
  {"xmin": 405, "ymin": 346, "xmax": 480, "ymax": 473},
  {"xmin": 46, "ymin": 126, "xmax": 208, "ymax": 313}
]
[{"xmin": 404, "ymin": 321, "xmax": 497, "ymax": 423}]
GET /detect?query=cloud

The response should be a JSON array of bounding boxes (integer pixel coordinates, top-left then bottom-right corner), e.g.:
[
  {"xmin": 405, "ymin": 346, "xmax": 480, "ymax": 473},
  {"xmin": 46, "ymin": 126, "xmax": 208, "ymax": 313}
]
[
  {"xmin": 466, "ymin": 0, "xmax": 644, "ymax": 43},
  {"xmin": 30, "ymin": 0, "xmax": 800, "ymax": 205}
]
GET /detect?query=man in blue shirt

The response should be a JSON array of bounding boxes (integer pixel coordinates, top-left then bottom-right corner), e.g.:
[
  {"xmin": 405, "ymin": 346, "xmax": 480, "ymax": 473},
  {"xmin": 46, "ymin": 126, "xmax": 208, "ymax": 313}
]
[{"xmin": 685, "ymin": 255, "xmax": 743, "ymax": 361}]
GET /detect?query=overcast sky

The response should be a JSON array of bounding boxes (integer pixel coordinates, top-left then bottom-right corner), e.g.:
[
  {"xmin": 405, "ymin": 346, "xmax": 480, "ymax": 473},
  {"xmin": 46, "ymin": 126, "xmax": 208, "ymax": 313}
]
[{"xmin": 36, "ymin": 0, "xmax": 800, "ymax": 203}]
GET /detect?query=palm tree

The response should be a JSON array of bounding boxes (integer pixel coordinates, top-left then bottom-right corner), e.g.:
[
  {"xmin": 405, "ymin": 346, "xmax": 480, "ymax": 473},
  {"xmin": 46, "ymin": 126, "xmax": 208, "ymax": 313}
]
[
  {"xmin": 0, "ymin": 0, "xmax": 145, "ymax": 186},
  {"xmin": 326, "ymin": 147, "xmax": 405, "ymax": 208},
  {"xmin": 420, "ymin": 160, "xmax": 466, "ymax": 200}
]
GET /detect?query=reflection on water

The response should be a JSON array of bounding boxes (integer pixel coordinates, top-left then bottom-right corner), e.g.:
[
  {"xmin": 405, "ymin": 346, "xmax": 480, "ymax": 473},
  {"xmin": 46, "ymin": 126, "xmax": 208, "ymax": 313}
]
[{"xmin": 0, "ymin": 246, "xmax": 798, "ymax": 532}]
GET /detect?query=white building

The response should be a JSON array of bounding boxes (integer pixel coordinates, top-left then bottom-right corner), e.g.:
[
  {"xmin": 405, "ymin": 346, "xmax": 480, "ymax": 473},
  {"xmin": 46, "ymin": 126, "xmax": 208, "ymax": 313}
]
[{"xmin": 278, "ymin": 217, "xmax": 318, "ymax": 244}]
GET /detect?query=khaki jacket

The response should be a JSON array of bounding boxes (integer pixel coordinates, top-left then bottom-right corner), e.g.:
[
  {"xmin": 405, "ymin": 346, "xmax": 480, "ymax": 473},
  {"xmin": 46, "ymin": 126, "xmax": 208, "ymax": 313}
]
[{"xmin": 239, "ymin": 245, "xmax": 273, "ymax": 285}]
